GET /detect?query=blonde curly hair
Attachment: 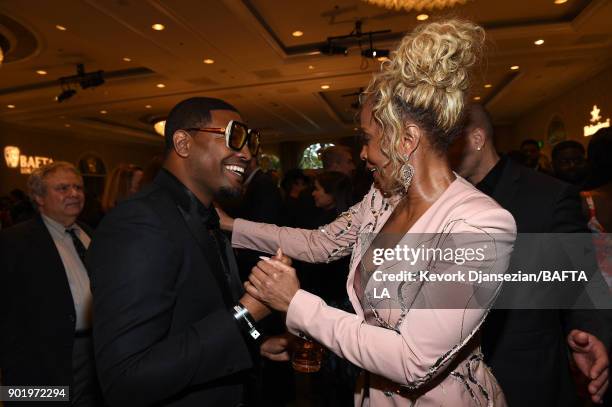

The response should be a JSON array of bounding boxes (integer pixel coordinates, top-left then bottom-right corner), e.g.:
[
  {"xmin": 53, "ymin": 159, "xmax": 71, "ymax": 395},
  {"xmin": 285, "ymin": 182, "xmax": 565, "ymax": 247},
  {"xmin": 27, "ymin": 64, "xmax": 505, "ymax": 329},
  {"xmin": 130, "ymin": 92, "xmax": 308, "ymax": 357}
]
[{"xmin": 363, "ymin": 19, "xmax": 484, "ymax": 194}]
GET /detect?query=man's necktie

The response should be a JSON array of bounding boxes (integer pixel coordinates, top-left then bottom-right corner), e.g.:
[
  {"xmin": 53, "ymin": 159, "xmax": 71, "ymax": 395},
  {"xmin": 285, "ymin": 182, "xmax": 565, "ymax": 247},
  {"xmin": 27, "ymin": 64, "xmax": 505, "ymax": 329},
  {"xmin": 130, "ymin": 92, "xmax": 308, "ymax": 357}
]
[{"xmin": 66, "ymin": 228, "xmax": 88, "ymax": 267}]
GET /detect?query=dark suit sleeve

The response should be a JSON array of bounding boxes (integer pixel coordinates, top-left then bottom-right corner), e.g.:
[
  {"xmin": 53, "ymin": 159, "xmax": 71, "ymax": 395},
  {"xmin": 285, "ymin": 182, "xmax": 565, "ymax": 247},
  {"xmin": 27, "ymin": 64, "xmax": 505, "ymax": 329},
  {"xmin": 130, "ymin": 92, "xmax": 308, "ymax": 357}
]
[
  {"xmin": 88, "ymin": 201, "xmax": 252, "ymax": 406},
  {"xmin": 551, "ymin": 185, "xmax": 612, "ymax": 351},
  {"xmin": 0, "ymin": 231, "xmax": 10, "ymax": 376}
]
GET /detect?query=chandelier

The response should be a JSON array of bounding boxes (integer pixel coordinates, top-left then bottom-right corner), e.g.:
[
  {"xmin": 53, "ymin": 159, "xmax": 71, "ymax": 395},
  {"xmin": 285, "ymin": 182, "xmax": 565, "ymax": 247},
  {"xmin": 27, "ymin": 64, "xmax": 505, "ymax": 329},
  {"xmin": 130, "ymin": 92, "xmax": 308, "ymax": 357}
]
[{"xmin": 362, "ymin": 0, "xmax": 468, "ymax": 12}]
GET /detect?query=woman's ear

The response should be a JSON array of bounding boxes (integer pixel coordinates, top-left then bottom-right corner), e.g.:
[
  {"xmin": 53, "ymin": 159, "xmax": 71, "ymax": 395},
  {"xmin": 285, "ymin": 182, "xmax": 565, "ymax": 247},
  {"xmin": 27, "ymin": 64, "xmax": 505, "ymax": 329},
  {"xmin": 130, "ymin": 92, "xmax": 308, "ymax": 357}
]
[
  {"xmin": 173, "ymin": 130, "xmax": 192, "ymax": 158},
  {"xmin": 400, "ymin": 124, "xmax": 422, "ymax": 157}
]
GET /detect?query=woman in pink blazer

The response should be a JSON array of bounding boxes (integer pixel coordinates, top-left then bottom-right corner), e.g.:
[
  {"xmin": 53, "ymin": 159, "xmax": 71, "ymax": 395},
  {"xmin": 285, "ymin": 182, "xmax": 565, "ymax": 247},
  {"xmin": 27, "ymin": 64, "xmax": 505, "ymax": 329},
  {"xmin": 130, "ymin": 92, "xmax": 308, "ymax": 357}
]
[{"xmin": 223, "ymin": 20, "xmax": 516, "ymax": 406}]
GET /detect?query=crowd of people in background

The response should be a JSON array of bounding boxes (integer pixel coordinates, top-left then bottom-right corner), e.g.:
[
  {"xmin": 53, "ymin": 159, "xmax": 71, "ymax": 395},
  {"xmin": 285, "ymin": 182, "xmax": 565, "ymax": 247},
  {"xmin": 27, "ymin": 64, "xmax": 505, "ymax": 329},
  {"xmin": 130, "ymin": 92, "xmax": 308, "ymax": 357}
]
[{"xmin": 1, "ymin": 129, "xmax": 611, "ymax": 237}]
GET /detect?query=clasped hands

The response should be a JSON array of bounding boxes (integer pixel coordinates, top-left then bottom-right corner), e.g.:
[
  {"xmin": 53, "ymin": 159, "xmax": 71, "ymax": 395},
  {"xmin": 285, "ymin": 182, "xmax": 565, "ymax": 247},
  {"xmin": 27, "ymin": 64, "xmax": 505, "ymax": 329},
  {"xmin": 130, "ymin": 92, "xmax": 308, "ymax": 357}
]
[
  {"xmin": 243, "ymin": 248, "xmax": 299, "ymax": 362},
  {"xmin": 245, "ymin": 248, "xmax": 300, "ymax": 314}
]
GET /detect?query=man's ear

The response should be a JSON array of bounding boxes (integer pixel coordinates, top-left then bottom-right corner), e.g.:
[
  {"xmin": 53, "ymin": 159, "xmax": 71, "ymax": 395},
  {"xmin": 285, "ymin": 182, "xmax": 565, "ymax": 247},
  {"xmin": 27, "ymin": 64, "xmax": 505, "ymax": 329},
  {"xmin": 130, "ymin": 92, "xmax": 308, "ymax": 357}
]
[
  {"xmin": 33, "ymin": 194, "xmax": 44, "ymax": 208},
  {"xmin": 173, "ymin": 130, "xmax": 191, "ymax": 158},
  {"xmin": 400, "ymin": 124, "xmax": 422, "ymax": 157},
  {"xmin": 470, "ymin": 127, "xmax": 486, "ymax": 151}
]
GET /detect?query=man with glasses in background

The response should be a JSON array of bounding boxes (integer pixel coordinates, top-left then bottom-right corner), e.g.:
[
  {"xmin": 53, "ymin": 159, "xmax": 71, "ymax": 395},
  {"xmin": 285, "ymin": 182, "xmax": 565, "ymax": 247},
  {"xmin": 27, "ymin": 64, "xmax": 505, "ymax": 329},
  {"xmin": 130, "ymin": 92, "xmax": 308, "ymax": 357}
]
[
  {"xmin": 0, "ymin": 161, "xmax": 103, "ymax": 406},
  {"xmin": 88, "ymin": 97, "xmax": 289, "ymax": 406}
]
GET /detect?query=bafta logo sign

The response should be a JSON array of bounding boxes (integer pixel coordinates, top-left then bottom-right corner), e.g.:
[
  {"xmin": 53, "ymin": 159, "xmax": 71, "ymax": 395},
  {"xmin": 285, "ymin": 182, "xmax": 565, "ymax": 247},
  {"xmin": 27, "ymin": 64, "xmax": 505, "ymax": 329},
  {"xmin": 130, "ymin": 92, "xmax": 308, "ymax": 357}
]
[
  {"xmin": 3, "ymin": 145, "xmax": 54, "ymax": 174},
  {"xmin": 4, "ymin": 146, "xmax": 20, "ymax": 168}
]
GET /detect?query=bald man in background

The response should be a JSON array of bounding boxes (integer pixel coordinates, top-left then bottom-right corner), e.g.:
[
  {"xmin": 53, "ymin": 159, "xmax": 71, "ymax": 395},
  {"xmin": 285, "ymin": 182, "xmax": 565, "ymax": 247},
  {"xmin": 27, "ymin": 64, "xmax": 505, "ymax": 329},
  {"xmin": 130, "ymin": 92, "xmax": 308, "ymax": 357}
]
[{"xmin": 449, "ymin": 104, "xmax": 610, "ymax": 406}]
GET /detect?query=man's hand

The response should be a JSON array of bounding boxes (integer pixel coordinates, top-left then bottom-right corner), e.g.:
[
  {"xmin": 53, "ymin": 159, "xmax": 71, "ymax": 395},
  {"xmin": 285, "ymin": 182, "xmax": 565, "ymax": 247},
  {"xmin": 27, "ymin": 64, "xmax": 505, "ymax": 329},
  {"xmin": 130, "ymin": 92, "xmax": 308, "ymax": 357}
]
[
  {"xmin": 260, "ymin": 334, "xmax": 291, "ymax": 362},
  {"xmin": 239, "ymin": 292, "xmax": 270, "ymax": 321},
  {"xmin": 568, "ymin": 329, "xmax": 609, "ymax": 404}
]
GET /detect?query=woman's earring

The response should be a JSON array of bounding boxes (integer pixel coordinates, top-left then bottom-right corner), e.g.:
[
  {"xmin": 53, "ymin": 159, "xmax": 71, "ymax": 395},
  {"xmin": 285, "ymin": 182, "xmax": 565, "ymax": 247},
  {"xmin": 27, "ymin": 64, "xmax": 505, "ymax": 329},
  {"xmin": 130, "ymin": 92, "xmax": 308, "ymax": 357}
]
[
  {"xmin": 477, "ymin": 146, "xmax": 482, "ymax": 151},
  {"xmin": 400, "ymin": 162, "xmax": 415, "ymax": 191}
]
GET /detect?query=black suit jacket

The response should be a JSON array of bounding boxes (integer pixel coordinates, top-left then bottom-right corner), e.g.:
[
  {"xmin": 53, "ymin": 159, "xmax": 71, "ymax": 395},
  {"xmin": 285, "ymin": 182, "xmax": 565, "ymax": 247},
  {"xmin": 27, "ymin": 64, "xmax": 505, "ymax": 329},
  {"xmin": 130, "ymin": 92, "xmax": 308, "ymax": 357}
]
[
  {"xmin": 0, "ymin": 215, "xmax": 89, "ymax": 392},
  {"xmin": 482, "ymin": 159, "xmax": 612, "ymax": 407},
  {"xmin": 88, "ymin": 169, "xmax": 254, "ymax": 407}
]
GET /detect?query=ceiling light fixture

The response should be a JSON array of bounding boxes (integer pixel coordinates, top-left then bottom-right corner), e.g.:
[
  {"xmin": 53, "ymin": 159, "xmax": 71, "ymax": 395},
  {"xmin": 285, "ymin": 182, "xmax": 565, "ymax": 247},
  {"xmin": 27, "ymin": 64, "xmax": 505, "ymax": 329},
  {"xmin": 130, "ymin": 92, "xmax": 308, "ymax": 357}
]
[
  {"xmin": 152, "ymin": 23, "xmax": 165, "ymax": 31},
  {"xmin": 100, "ymin": 110, "xmax": 107, "ymax": 114},
  {"xmin": 308, "ymin": 65, "xmax": 315, "ymax": 70},
  {"xmin": 510, "ymin": 65, "xmax": 520, "ymax": 70},
  {"xmin": 292, "ymin": 30, "xmax": 304, "ymax": 37},
  {"xmin": 319, "ymin": 21, "xmax": 390, "ymax": 58},
  {"xmin": 203, "ymin": 58, "xmax": 215, "ymax": 64},
  {"xmin": 473, "ymin": 96, "xmax": 481, "ymax": 101},
  {"xmin": 64, "ymin": 123, "xmax": 71, "ymax": 128},
  {"xmin": 145, "ymin": 104, "xmax": 152, "ymax": 109},
  {"xmin": 7, "ymin": 104, "xmax": 15, "ymax": 109},
  {"xmin": 55, "ymin": 63, "xmax": 105, "ymax": 103},
  {"xmin": 554, "ymin": 0, "xmax": 567, "ymax": 4},
  {"xmin": 123, "ymin": 57, "xmax": 132, "ymax": 62},
  {"xmin": 56, "ymin": 89, "xmax": 77, "ymax": 103},
  {"xmin": 321, "ymin": 84, "xmax": 330, "ymax": 90},
  {"xmin": 361, "ymin": 0, "xmax": 468, "ymax": 12},
  {"xmin": 55, "ymin": 24, "xmax": 67, "ymax": 31},
  {"xmin": 156, "ymin": 83, "xmax": 166, "ymax": 88},
  {"xmin": 484, "ymin": 83, "xmax": 492, "ymax": 88},
  {"xmin": 416, "ymin": 14, "xmax": 429, "ymax": 21},
  {"xmin": 534, "ymin": 39, "xmax": 544, "ymax": 45},
  {"xmin": 318, "ymin": 41, "xmax": 348, "ymax": 56},
  {"xmin": 36, "ymin": 70, "xmax": 48, "ymax": 75},
  {"xmin": 361, "ymin": 31, "xmax": 390, "ymax": 59},
  {"xmin": 362, "ymin": 48, "xmax": 389, "ymax": 58}
]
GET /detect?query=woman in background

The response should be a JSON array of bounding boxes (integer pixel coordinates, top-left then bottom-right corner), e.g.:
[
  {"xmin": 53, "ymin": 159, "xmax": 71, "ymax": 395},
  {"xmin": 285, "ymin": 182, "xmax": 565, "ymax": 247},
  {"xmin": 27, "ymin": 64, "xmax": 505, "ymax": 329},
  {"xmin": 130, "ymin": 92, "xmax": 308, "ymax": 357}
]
[
  {"xmin": 312, "ymin": 171, "xmax": 352, "ymax": 223},
  {"xmin": 101, "ymin": 164, "xmax": 143, "ymax": 213}
]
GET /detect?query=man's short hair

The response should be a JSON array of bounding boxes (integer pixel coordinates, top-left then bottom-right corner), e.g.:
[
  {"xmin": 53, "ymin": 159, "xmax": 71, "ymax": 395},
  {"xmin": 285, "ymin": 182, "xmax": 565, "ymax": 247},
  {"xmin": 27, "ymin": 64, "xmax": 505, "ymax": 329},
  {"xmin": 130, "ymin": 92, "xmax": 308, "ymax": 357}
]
[
  {"xmin": 520, "ymin": 139, "xmax": 540, "ymax": 149},
  {"xmin": 27, "ymin": 161, "xmax": 81, "ymax": 200},
  {"xmin": 320, "ymin": 145, "xmax": 352, "ymax": 170},
  {"xmin": 552, "ymin": 140, "xmax": 585, "ymax": 160},
  {"xmin": 164, "ymin": 97, "xmax": 239, "ymax": 151},
  {"xmin": 467, "ymin": 104, "xmax": 494, "ymax": 141}
]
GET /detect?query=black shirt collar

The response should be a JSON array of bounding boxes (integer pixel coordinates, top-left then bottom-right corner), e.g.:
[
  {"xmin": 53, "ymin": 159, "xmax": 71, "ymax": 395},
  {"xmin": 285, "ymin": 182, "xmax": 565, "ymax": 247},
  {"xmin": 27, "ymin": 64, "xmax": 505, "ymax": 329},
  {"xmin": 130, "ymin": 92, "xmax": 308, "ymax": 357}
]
[
  {"xmin": 154, "ymin": 168, "xmax": 220, "ymax": 229},
  {"xmin": 476, "ymin": 155, "xmax": 507, "ymax": 196}
]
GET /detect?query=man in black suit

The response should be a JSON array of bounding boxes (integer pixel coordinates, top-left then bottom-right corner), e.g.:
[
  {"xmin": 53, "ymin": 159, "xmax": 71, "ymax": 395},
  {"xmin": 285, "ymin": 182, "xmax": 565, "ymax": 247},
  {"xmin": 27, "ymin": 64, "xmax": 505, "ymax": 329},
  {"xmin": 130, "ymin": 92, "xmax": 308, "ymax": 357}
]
[
  {"xmin": 87, "ymin": 97, "xmax": 288, "ymax": 407},
  {"xmin": 0, "ymin": 162, "xmax": 102, "ymax": 406},
  {"xmin": 449, "ymin": 104, "xmax": 610, "ymax": 405}
]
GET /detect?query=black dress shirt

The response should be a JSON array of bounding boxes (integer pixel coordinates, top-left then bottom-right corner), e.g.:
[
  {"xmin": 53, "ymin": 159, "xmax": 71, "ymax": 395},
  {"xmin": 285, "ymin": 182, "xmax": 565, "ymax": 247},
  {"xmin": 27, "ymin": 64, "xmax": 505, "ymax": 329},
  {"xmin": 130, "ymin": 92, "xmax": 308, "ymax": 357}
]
[{"xmin": 475, "ymin": 155, "xmax": 507, "ymax": 196}]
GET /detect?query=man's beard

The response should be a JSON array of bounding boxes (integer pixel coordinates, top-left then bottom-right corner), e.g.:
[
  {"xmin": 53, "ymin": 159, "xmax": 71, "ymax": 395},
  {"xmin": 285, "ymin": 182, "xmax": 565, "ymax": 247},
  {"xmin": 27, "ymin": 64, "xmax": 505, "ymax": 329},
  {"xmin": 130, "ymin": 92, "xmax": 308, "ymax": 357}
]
[{"xmin": 215, "ymin": 185, "xmax": 243, "ymax": 201}]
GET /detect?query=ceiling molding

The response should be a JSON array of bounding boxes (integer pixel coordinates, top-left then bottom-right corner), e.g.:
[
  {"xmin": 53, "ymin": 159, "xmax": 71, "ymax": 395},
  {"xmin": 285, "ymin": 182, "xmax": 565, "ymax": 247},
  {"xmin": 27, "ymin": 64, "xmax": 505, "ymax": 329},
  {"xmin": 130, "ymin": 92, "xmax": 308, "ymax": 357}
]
[
  {"xmin": 224, "ymin": 0, "xmax": 288, "ymax": 59},
  {"xmin": 572, "ymin": 0, "xmax": 610, "ymax": 31}
]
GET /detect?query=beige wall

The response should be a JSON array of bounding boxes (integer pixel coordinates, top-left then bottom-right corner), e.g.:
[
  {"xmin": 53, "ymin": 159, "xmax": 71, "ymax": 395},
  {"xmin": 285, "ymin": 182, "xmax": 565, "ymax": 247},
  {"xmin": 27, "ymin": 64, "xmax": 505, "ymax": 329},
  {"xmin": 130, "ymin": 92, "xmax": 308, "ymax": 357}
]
[
  {"xmin": 511, "ymin": 66, "xmax": 612, "ymax": 155},
  {"xmin": 0, "ymin": 122, "xmax": 163, "ymax": 196}
]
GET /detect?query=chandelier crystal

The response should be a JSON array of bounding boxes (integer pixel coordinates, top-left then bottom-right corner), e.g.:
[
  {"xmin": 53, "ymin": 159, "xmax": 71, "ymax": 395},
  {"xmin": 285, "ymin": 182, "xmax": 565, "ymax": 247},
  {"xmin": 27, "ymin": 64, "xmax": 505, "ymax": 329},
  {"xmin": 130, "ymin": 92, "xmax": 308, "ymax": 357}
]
[{"xmin": 362, "ymin": 0, "xmax": 468, "ymax": 12}]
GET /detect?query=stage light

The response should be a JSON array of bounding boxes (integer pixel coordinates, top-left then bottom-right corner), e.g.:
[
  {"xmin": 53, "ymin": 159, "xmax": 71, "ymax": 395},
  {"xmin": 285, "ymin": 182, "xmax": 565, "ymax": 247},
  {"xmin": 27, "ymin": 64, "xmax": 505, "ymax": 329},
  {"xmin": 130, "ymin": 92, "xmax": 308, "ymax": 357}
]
[
  {"xmin": 361, "ymin": 48, "xmax": 389, "ymax": 59},
  {"xmin": 56, "ymin": 89, "xmax": 77, "ymax": 103},
  {"xmin": 318, "ymin": 42, "xmax": 348, "ymax": 56}
]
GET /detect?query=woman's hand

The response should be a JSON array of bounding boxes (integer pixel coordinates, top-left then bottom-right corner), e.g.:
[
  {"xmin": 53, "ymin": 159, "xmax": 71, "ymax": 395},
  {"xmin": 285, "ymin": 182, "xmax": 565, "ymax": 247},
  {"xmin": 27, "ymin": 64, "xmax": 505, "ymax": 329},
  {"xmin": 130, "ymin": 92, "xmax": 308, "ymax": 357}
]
[
  {"xmin": 214, "ymin": 204, "xmax": 234, "ymax": 231},
  {"xmin": 245, "ymin": 254, "xmax": 299, "ymax": 313}
]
